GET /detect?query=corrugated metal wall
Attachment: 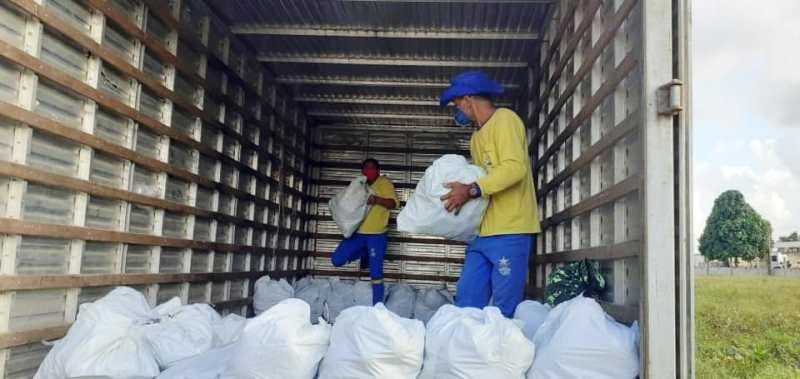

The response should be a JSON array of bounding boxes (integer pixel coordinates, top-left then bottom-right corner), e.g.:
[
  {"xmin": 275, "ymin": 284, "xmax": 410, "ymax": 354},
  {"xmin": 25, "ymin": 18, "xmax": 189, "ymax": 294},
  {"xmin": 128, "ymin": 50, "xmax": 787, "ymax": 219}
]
[
  {"xmin": 530, "ymin": 0, "xmax": 644, "ymax": 324},
  {"xmin": 308, "ymin": 126, "xmax": 474, "ymax": 289},
  {"xmin": 0, "ymin": 0, "xmax": 661, "ymax": 375},
  {"xmin": 0, "ymin": 0, "xmax": 313, "ymax": 376}
]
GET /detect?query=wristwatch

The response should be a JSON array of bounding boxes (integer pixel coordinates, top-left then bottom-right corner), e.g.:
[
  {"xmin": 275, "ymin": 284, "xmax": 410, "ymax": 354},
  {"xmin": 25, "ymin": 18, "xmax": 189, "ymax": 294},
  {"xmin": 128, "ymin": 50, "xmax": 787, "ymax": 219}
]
[{"xmin": 468, "ymin": 183, "xmax": 481, "ymax": 198}]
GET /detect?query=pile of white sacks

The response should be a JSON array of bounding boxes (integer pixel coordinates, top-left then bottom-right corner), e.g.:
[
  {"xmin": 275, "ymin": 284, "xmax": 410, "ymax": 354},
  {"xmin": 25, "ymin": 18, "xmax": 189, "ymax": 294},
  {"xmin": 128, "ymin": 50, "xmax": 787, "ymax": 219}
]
[
  {"xmin": 35, "ymin": 283, "xmax": 640, "ymax": 379},
  {"xmin": 34, "ymin": 287, "xmax": 248, "ymax": 379},
  {"xmin": 254, "ymin": 275, "xmax": 454, "ymax": 325}
]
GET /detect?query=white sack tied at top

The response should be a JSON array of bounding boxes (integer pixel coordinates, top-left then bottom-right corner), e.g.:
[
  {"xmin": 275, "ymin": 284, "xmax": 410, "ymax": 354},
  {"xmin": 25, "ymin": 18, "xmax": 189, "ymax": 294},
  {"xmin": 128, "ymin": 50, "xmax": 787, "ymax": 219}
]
[
  {"xmin": 253, "ymin": 275, "xmax": 294, "ymax": 314},
  {"xmin": 222, "ymin": 299, "xmax": 331, "ymax": 379},
  {"xmin": 398, "ymin": 155, "xmax": 488, "ymax": 242},
  {"xmin": 329, "ymin": 176, "xmax": 374, "ymax": 238},
  {"xmin": 419, "ymin": 305, "xmax": 535, "ymax": 379},
  {"xmin": 527, "ymin": 296, "xmax": 639, "ymax": 379},
  {"xmin": 412, "ymin": 286, "xmax": 454, "ymax": 325},
  {"xmin": 141, "ymin": 299, "xmax": 220, "ymax": 369},
  {"xmin": 317, "ymin": 303, "xmax": 425, "ymax": 379},
  {"xmin": 34, "ymin": 287, "xmax": 160, "ymax": 379}
]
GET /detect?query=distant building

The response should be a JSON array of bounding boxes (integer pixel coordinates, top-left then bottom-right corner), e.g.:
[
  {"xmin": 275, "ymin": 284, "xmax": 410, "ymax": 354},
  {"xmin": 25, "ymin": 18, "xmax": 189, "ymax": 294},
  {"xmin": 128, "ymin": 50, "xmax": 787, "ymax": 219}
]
[
  {"xmin": 694, "ymin": 253, "xmax": 705, "ymax": 267},
  {"xmin": 774, "ymin": 241, "xmax": 800, "ymax": 269}
]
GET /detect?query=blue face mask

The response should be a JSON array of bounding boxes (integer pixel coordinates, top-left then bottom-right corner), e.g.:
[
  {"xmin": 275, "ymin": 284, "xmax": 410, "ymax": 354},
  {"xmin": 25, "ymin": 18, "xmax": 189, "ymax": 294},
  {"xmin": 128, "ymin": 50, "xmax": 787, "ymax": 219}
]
[{"xmin": 454, "ymin": 109, "xmax": 472, "ymax": 127}]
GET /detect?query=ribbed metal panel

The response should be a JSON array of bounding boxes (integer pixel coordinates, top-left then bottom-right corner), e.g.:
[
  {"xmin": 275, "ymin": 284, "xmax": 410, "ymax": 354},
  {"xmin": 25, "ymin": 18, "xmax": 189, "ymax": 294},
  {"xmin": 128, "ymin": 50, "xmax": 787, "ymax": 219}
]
[
  {"xmin": 249, "ymin": 35, "xmax": 533, "ymax": 59},
  {"xmin": 219, "ymin": 1, "xmax": 546, "ymax": 34},
  {"xmin": 269, "ymin": 64, "xmax": 526, "ymax": 90},
  {"xmin": 293, "ymin": 87, "xmax": 504, "ymax": 103},
  {"xmin": 212, "ymin": 0, "xmax": 550, "ymax": 128},
  {"xmin": 0, "ymin": 0, "xmax": 693, "ymax": 373},
  {"xmin": 311, "ymin": 127, "xmax": 472, "ymax": 281}
]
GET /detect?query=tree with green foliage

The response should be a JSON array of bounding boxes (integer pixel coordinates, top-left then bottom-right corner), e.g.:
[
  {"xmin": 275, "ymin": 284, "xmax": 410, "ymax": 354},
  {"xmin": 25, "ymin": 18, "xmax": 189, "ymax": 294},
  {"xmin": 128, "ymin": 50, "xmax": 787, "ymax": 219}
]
[
  {"xmin": 699, "ymin": 190, "xmax": 772, "ymax": 265},
  {"xmin": 779, "ymin": 231, "xmax": 799, "ymax": 242}
]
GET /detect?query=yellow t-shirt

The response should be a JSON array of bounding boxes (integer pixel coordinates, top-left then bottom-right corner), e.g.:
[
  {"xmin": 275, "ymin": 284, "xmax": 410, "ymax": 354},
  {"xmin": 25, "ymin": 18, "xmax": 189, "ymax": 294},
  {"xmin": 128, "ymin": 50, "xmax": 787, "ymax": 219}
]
[
  {"xmin": 358, "ymin": 175, "xmax": 399, "ymax": 234},
  {"xmin": 471, "ymin": 108, "xmax": 541, "ymax": 236}
]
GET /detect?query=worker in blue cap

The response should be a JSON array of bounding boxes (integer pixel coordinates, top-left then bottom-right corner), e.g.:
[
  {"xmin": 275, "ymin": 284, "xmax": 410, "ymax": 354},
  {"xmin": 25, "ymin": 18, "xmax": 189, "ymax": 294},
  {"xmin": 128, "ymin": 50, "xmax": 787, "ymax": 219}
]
[{"xmin": 439, "ymin": 70, "xmax": 541, "ymax": 318}]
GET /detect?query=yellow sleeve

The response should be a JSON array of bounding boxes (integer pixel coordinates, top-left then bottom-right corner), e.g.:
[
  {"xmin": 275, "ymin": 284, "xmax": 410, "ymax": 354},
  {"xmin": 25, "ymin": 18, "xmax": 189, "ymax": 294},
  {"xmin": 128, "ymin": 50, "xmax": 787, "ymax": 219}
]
[
  {"xmin": 469, "ymin": 133, "xmax": 478, "ymax": 165},
  {"xmin": 476, "ymin": 114, "xmax": 528, "ymax": 196},
  {"xmin": 378, "ymin": 177, "xmax": 400, "ymax": 207}
]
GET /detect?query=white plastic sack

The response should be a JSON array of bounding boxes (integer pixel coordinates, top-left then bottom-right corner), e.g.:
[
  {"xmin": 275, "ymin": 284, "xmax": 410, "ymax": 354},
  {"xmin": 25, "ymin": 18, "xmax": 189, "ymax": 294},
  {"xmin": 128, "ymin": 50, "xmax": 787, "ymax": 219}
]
[
  {"xmin": 294, "ymin": 276, "xmax": 313, "ymax": 292},
  {"xmin": 398, "ymin": 155, "xmax": 488, "ymax": 242},
  {"xmin": 324, "ymin": 278, "xmax": 355, "ymax": 322},
  {"xmin": 385, "ymin": 283, "xmax": 416, "ymax": 319},
  {"xmin": 329, "ymin": 176, "xmax": 373, "ymax": 238},
  {"xmin": 353, "ymin": 280, "xmax": 373, "ymax": 306},
  {"xmin": 296, "ymin": 279, "xmax": 332, "ymax": 323},
  {"xmin": 631, "ymin": 321, "xmax": 641, "ymax": 355},
  {"xmin": 319, "ymin": 279, "xmax": 372, "ymax": 322},
  {"xmin": 34, "ymin": 287, "xmax": 160, "ymax": 379},
  {"xmin": 413, "ymin": 287, "xmax": 453, "ymax": 324},
  {"xmin": 514, "ymin": 300, "xmax": 551, "ymax": 341},
  {"xmin": 528, "ymin": 296, "xmax": 639, "ymax": 379},
  {"xmin": 149, "ymin": 296, "xmax": 182, "ymax": 318},
  {"xmin": 318, "ymin": 303, "xmax": 425, "ymax": 379},
  {"xmin": 213, "ymin": 314, "xmax": 247, "ymax": 345},
  {"xmin": 419, "ymin": 305, "xmax": 534, "ymax": 379},
  {"xmin": 158, "ymin": 343, "xmax": 237, "ymax": 379},
  {"xmin": 222, "ymin": 299, "xmax": 331, "ymax": 379},
  {"xmin": 143, "ymin": 302, "xmax": 219, "ymax": 369},
  {"xmin": 254, "ymin": 275, "xmax": 295, "ymax": 314}
]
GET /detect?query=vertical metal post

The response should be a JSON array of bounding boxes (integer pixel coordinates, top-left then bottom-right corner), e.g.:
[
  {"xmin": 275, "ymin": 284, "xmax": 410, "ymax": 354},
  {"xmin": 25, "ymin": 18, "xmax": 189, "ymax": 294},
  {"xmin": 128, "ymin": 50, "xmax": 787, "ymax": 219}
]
[
  {"xmin": 640, "ymin": 0, "xmax": 680, "ymax": 376},
  {"xmin": 674, "ymin": 0, "xmax": 694, "ymax": 376}
]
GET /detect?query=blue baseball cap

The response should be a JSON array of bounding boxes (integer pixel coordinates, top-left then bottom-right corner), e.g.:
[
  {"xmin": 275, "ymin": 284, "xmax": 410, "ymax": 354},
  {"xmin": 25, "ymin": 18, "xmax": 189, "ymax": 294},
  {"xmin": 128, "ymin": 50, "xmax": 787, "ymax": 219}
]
[{"xmin": 439, "ymin": 71, "xmax": 505, "ymax": 107}]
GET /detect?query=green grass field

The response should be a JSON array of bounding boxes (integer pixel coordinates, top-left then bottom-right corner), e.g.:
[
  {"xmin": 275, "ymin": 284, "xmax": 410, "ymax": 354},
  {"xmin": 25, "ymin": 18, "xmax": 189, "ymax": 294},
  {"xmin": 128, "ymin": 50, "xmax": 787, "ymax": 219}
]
[{"xmin": 696, "ymin": 276, "xmax": 800, "ymax": 378}]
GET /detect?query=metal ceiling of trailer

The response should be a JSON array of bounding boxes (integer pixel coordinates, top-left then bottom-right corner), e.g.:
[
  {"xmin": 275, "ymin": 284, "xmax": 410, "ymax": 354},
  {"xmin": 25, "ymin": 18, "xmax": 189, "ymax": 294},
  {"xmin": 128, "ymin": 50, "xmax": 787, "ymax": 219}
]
[{"xmin": 211, "ymin": 0, "xmax": 554, "ymax": 128}]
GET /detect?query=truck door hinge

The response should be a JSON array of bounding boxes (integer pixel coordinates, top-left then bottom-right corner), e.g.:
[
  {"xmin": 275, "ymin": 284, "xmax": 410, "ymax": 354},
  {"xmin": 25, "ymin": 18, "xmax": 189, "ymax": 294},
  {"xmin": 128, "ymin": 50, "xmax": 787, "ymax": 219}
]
[{"xmin": 658, "ymin": 79, "xmax": 684, "ymax": 116}]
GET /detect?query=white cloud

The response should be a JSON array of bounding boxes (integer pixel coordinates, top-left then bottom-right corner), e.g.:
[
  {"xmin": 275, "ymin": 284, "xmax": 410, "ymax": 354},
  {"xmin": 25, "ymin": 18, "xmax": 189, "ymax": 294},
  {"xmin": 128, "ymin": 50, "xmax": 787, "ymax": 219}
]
[
  {"xmin": 692, "ymin": 1, "xmax": 800, "ymax": 248},
  {"xmin": 719, "ymin": 166, "xmax": 753, "ymax": 180},
  {"xmin": 693, "ymin": 1, "xmax": 800, "ymax": 130}
]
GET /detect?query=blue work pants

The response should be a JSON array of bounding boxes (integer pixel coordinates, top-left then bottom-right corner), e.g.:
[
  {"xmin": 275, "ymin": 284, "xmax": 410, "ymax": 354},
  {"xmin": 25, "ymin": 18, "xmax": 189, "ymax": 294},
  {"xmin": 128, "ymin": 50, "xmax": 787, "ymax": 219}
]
[
  {"xmin": 455, "ymin": 234, "xmax": 535, "ymax": 317},
  {"xmin": 331, "ymin": 233, "xmax": 388, "ymax": 304}
]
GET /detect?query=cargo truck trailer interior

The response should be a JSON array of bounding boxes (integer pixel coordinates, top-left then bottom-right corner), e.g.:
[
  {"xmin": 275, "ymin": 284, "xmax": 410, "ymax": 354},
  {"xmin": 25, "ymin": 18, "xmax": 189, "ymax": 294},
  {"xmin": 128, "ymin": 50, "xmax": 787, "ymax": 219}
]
[{"xmin": 0, "ymin": 0, "xmax": 692, "ymax": 377}]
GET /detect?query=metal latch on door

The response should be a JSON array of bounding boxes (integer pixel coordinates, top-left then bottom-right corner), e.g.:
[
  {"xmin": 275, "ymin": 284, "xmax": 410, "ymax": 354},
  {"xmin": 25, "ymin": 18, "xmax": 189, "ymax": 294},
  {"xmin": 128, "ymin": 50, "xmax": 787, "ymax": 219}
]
[{"xmin": 658, "ymin": 79, "xmax": 684, "ymax": 116}]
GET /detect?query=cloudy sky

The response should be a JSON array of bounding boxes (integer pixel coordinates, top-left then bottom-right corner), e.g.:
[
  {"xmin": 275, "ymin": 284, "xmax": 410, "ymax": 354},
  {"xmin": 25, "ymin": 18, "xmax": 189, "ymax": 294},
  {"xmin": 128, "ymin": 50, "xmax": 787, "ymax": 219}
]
[{"xmin": 692, "ymin": 0, "xmax": 800, "ymax": 248}]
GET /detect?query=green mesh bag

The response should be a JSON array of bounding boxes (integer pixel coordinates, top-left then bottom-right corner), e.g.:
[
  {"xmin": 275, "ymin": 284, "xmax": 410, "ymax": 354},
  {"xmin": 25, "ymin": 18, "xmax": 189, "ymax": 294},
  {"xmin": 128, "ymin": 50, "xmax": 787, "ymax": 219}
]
[{"xmin": 544, "ymin": 259, "xmax": 606, "ymax": 306}]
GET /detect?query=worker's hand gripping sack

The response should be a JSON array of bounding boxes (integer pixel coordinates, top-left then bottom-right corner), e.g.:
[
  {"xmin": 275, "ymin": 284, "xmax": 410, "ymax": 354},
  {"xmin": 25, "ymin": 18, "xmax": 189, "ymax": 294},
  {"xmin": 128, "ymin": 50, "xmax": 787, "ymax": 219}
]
[
  {"xmin": 329, "ymin": 176, "xmax": 374, "ymax": 238},
  {"xmin": 398, "ymin": 155, "xmax": 488, "ymax": 242}
]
